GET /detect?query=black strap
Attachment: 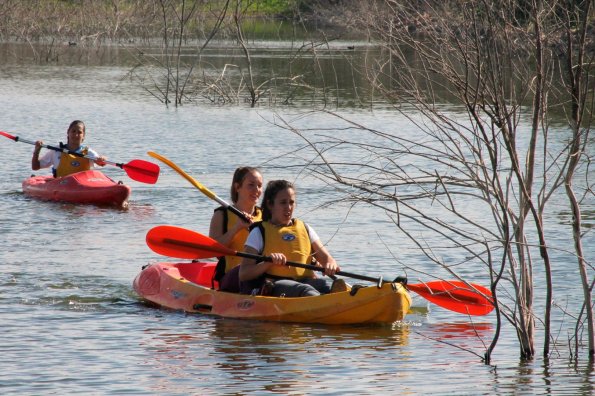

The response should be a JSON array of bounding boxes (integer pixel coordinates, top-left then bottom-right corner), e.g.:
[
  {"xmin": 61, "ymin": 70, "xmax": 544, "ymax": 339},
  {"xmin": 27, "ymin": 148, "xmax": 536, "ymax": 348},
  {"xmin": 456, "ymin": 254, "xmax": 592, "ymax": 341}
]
[
  {"xmin": 211, "ymin": 206, "xmax": 229, "ymax": 288},
  {"xmin": 212, "ymin": 256, "xmax": 227, "ymax": 285}
]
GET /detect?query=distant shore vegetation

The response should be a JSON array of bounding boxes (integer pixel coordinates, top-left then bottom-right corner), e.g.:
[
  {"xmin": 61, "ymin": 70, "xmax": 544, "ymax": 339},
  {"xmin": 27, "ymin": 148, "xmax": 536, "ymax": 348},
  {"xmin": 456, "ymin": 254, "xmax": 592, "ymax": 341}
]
[{"xmin": 0, "ymin": 0, "xmax": 344, "ymax": 43}]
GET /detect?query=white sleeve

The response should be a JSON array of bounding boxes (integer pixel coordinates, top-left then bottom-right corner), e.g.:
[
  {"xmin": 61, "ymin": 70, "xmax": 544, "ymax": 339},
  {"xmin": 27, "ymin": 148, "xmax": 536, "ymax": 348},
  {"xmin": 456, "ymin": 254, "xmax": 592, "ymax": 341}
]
[
  {"xmin": 86, "ymin": 148, "xmax": 99, "ymax": 158},
  {"xmin": 38, "ymin": 151, "xmax": 58, "ymax": 169},
  {"xmin": 304, "ymin": 223, "xmax": 320, "ymax": 244},
  {"xmin": 244, "ymin": 227, "xmax": 264, "ymax": 254},
  {"xmin": 86, "ymin": 148, "xmax": 100, "ymax": 168}
]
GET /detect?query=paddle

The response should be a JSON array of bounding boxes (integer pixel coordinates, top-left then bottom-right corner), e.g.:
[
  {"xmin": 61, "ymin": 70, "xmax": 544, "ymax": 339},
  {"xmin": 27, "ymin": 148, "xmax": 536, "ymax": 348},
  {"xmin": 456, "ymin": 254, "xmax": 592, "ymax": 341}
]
[
  {"xmin": 147, "ymin": 150, "xmax": 250, "ymax": 222},
  {"xmin": 146, "ymin": 225, "xmax": 495, "ymax": 316},
  {"xmin": 1, "ymin": 130, "xmax": 160, "ymax": 184}
]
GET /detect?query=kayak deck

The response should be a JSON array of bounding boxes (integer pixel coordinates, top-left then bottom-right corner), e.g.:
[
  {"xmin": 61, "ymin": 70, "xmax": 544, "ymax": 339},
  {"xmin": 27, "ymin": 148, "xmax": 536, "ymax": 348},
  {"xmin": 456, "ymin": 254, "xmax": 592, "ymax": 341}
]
[
  {"xmin": 134, "ymin": 262, "xmax": 411, "ymax": 325},
  {"xmin": 22, "ymin": 170, "xmax": 131, "ymax": 208}
]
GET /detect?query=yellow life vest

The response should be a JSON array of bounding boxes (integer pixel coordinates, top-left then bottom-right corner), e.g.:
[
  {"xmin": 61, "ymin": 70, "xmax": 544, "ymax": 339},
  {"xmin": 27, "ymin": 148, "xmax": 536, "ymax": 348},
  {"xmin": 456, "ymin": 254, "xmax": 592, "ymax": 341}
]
[
  {"xmin": 260, "ymin": 219, "xmax": 314, "ymax": 279},
  {"xmin": 223, "ymin": 206, "xmax": 262, "ymax": 272},
  {"xmin": 55, "ymin": 146, "xmax": 92, "ymax": 177}
]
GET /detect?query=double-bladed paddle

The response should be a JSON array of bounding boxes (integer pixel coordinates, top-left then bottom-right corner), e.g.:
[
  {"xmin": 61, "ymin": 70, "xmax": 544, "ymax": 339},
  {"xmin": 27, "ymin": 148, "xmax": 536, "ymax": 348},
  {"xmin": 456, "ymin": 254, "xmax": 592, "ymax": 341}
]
[
  {"xmin": 147, "ymin": 151, "xmax": 251, "ymax": 222},
  {"xmin": 146, "ymin": 225, "xmax": 495, "ymax": 316},
  {"xmin": 1, "ymin": 130, "xmax": 160, "ymax": 184}
]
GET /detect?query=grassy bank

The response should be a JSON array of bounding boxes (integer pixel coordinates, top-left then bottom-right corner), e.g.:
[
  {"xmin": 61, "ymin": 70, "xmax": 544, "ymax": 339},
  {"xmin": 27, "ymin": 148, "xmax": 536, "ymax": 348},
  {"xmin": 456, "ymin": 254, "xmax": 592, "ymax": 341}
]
[{"xmin": 0, "ymin": 0, "xmax": 318, "ymax": 44}]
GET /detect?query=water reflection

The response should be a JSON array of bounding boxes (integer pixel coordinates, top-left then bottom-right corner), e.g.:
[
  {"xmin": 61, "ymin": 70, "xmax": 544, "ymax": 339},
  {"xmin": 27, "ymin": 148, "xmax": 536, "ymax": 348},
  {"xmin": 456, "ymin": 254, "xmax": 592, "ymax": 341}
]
[
  {"xmin": 209, "ymin": 317, "xmax": 410, "ymax": 348},
  {"xmin": 557, "ymin": 207, "xmax": 595, "ymax": 229},
  {"xmin": 0, "ymin": 40, "xmax": 382, "ymax": 108},
  {"xmin": 138, "ymin": 316, "xmax": 413, "ymax": 394},
  {"xmin": 425, "ymin": 322, "xmax": 493, "ymax": 340}
]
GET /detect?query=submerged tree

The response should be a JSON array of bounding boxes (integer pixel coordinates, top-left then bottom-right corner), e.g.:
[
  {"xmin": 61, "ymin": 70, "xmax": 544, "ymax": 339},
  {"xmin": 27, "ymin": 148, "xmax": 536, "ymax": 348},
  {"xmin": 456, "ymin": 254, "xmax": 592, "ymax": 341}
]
[
  {"xmin": 276, "ymin": 0, "xmax": 593, "ymax": 362},
  {"xmin": 127, "ymin": 0, "xmax": 328, "ymax": 107},
  {"xmin": 127, "ymin": 0, "xmax": 227, "ymax": 106}
]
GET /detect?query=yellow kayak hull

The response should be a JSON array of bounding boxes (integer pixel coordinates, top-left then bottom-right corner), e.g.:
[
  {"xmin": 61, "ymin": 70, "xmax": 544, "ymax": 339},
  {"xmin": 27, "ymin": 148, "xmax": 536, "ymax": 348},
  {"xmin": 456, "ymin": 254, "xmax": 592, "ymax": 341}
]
[{"xmin": 134, "ymin": 262, "xmax": 411, "ymax": 325}]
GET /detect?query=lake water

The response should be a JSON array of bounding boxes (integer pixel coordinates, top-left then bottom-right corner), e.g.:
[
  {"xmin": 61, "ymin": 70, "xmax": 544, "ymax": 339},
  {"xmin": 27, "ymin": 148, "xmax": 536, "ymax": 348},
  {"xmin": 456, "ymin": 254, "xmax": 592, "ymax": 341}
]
[{"xmin": 0, "ymin": 41, "xmax": 593, "ymax": 394}]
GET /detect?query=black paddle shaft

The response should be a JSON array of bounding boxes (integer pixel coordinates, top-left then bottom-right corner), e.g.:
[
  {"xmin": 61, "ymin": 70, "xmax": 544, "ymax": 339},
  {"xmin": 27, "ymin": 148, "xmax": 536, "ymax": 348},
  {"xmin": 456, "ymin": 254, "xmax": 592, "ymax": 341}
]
[
  {"xmin": 15, "ymin": 135, "xmax": 123, "ymax": 168},
  {"xmin": 162, "ymin": 237, "xmax": 393, "ymax": 288},
  {"xmin": 236, "ymin": 250, "xmax": 385, "ymax": 287}
]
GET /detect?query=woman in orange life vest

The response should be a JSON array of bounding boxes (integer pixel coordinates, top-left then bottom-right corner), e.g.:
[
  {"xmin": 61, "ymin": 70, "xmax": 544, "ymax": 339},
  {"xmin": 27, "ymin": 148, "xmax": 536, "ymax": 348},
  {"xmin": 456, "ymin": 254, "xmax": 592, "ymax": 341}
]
[
  {"xmin": 31, "ymin": 120, "xmax": 107, "ymax": 177},
  {"xmin": 239, "ymin": 179, "xmax": 343, "ymax": 297},
  {"xmin": 209, "ymin": 167, "xmax": 263, "ymax": 292}
]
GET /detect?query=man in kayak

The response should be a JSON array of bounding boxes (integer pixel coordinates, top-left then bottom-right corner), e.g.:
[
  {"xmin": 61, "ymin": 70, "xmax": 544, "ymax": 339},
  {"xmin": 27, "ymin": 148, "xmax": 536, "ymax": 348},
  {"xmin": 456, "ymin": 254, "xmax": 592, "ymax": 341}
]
[
  {"xmin": 209, "ymin": 167, "xmax": 263, "ymax": 292},
  {"xmin": 239, "ymin": 179, "xmax": 347, "ymax": 297},
  {"xmin": 31, "ymin": 120, "xmax": 107, "ymax": 177}
]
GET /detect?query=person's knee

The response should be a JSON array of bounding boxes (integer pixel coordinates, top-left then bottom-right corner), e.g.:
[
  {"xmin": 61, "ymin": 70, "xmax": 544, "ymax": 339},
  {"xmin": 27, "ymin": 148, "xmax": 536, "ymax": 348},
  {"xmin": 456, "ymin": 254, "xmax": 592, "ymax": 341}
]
[
  {"xmin": 273, "ymin": 280, "xmax": 320, "ymax": 297},
  {"xmin": 302, "ymin": 287, "xmax": 320, "ymax": 297},
  {"xmin": 297, "ymin": 283, "xmax": 320, "ymax": 297},
  {"xmin": 307, "ymin": 278, "xmax": 330, "ymax": 294}
]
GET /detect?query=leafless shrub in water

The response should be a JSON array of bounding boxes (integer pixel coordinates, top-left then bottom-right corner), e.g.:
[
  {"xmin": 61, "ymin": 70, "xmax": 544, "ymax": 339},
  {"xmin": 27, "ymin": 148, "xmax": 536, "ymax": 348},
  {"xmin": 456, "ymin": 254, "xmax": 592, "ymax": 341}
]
[
  {"xmin": 274, "ymin": 0, "xmax": 593, "ymax": 363},
  {"xmin": 125, "ymin": 0, "xmax": 330, "ymax": 107},
  {"xmin": 0, "ymin": 1, "xmax": 355, "ymax": 107}
]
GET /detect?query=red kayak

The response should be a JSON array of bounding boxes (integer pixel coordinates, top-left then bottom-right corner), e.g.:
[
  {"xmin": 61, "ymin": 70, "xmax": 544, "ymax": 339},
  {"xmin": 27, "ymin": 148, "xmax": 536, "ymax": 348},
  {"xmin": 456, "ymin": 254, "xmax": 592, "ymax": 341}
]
[{"xmin": 22, "ymin": 170, "xmax": 131, "ymax": 208}]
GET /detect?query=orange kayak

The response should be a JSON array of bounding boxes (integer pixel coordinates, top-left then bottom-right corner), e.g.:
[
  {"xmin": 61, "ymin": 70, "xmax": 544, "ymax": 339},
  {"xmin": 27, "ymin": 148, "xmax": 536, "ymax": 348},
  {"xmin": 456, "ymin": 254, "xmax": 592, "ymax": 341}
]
[
  {"xmin": 133, "ymin": 261, "xmax": 411, "ymax": 325},
  {"xmin": 22, "ymin": 170, "xmax": 130, "ymax": 208}
]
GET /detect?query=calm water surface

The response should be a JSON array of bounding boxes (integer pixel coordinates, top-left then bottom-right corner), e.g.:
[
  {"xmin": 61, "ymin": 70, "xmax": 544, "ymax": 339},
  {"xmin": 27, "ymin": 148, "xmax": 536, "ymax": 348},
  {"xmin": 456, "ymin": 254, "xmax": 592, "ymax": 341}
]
[{"xmin": 0, "ymin": 41, "xmax": 593, "ymax": 395}]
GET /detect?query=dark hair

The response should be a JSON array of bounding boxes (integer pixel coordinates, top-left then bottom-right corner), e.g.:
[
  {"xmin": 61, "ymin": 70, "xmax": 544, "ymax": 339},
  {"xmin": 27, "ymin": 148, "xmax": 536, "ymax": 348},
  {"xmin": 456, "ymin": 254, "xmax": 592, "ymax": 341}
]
[
  {"xmin": 66, "ymin": 120, "xmax": 86, "ymax": 144},
  {"xmin": 261, "ymin": 179, "xmax": 295, "ymax": 221},
  {"xmin": 68, "ymin": 120, "xmax": 85, "ymax": 133},
  {"xmin": 230, "ymin": 166, "xmax": 261, "ymax": 203}
]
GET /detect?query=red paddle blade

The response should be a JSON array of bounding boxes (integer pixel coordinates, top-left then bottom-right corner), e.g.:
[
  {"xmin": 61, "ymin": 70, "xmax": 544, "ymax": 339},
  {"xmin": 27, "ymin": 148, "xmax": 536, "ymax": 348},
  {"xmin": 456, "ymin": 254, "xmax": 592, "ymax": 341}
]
[
  {"xmin": 122, "ymin": 159, "xmax": 160, "ymax": 184},
  {"xmin": 146, "ymin": 225, "xmax": 234, "ymax": 259},
  {"xmin": 0, "ymin": 130, "xmax": 17, "ymax": 140},
  {"xmin": 408, "ymin": 280, "xmax": 494, "ymax": 316}
]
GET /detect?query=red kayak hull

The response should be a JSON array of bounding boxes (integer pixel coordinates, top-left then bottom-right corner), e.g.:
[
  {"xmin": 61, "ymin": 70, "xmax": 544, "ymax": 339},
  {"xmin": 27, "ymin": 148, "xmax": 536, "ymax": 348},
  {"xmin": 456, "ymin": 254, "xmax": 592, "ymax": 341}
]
[{"xmin": 22, "ymin": 170, "xmax": 131, "ymax": 208}]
